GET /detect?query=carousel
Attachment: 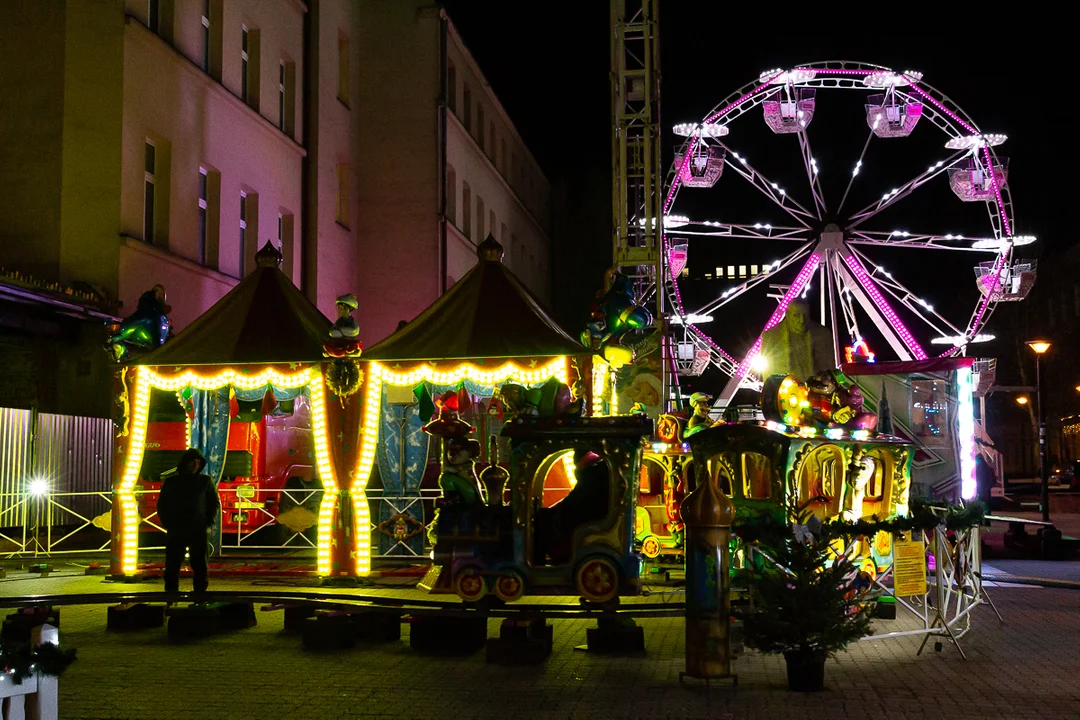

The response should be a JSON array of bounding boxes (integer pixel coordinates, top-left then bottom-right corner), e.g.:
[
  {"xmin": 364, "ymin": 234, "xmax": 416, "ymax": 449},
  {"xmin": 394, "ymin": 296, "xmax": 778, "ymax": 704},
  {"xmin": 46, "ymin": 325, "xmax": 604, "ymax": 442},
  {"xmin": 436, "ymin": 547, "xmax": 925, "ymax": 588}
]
[{"xmin": 107, "ymin": 242, "xmax": 364, "ymax": 579}]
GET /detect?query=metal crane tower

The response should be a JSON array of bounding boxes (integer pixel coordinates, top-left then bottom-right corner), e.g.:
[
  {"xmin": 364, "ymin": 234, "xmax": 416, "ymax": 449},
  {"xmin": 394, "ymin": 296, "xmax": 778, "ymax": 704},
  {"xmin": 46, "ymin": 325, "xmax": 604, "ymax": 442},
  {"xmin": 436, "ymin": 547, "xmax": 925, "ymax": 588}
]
[{"xmin": 610, "ymin": 0, "xmax": 669, "ymax": 410}]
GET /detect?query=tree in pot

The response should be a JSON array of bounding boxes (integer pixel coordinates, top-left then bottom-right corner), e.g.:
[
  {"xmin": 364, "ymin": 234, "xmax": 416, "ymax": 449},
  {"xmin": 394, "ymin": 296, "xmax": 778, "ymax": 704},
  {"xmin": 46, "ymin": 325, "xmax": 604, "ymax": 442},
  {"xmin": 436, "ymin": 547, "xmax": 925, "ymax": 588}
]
[{"xmin": 736, "ymin": 503, "xmax": 873, "ymax": 692}]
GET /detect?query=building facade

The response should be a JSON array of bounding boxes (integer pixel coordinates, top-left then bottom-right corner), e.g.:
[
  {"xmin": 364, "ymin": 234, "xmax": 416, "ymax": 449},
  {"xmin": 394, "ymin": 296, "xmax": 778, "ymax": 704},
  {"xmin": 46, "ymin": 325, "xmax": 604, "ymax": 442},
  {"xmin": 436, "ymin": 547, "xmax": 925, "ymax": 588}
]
[
  {"xmin": 354, "ymin": 2, "xmax": 552, "ymax": 343},
  {"xmin": 1, "ymin": 0, "xmax": 551, "ymax": 416}
]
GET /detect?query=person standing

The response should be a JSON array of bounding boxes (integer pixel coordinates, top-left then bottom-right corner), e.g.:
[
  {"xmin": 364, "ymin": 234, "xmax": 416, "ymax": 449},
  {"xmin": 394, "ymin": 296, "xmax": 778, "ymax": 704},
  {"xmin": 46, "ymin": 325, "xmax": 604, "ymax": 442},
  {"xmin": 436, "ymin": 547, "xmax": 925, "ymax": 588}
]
[{"xmin": 157, "ymin": 448, "xmax": 220, "ymax": 595}]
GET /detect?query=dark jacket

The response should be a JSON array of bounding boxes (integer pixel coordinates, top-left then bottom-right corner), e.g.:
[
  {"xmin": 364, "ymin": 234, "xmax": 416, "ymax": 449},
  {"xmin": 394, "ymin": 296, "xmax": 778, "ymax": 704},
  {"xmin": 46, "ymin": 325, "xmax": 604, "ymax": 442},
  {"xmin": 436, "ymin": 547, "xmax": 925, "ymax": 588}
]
[{"xmin": 158, "ymin": 448, "xmax": 221, "ymax": 535}]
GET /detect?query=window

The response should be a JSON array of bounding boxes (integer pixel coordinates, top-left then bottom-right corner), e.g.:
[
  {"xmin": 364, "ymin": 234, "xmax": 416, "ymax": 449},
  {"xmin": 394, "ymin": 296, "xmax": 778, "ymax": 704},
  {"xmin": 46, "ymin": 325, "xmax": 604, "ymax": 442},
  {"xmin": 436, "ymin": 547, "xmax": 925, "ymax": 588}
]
[
  {"xmin": 488, "ymin": 122, "xmax": 496, "ymax": 161},
  {"xmin": 462, "ymin": 85, "xmax": 471, "ymax": 131},
  {"xmin": 338, "ymin": 32, "xmax": 350, "ymax": 105},
  {"xmin": 476, "ymin": 105, "xmax": 485, "ymax": 150},
  {"xmin": 278, "ymin": 212, "xmax": 295, "ymax": 279},
  {"xmin": 239, "ymin": 192, "xmax": 248, "ymax": 276},
  {"xmin": 241, "ymin": 28, "xmax": 249, "ymax": 101},
  {"xmin": 241, "ymin": 27, "xmax": 259, "ymax": 109},
  {"xmin": 278, "ymin": 59, "xmax": 295, "ymax": 135},
  {"xmin": 727, "ymin": 265, "xmax": 735, "ymax": 277},
  {"xmin": 446, "ymin": 62, "xmax": 456, "ymax": 113},
  {"xmin": 500, "ymin": 222, "xmax": 507, "ymax": 242},
  {"xmin": 500, "ymin": 138, "xmax": 507, "ymax": 174},
  {"xmin": 751, "ymin": 264, "xmax": 758, "ymax": 275},
  {"xmin": 148, "ymin": 0, "xmax": 159, "ymax": 33},
  {"xmin": 446, "ymin": 165, "xmax": 456, "ymax": 225},
  {"xmin": 143, "ymin": 142, "xmax": 156, "ymax": 244},
  {"xmin": 336, "ymin": 163, "xmax": 350, "ymax": 227},
  {"xmin": 476, "ymin": 196, "xmax": 485, "ymax": 240},
  {"xmin": 198, "ymin": 170, "xmax": 208, "ymax": 264},
  {"xmin": 201, "ymin": 0, "xmax": 211, "ymax": 70},
  {"xmin": 278, "ymin": 62, "xmax": 286, "ymax": 129},
  {"xmin": 911, "ymin": 379, "xmax": 948, "ymax": 447},
  {"xmin": 715, "ymin": 267, "xmax": 723, "ymax": 278},
  {"xmin": 199, "ymin": 167, "xmax": 221, "ymax": 269},
  {"xmin": 739, "ymin": 265, "xmax": 747, "ymax": 278},
  {"xmin": 462, "ymin": 182, "xmax": 471, "ymax": 238},
  {"xmin": 489, "ymin": 209, "xmax": 495, "ymax": 240}
]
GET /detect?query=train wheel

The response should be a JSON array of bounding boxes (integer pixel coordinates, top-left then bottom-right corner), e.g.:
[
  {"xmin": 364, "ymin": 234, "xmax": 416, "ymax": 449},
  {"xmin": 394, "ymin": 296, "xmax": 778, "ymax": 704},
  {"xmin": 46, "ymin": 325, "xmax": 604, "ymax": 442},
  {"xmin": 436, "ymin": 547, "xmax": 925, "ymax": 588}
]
[
  {"xmin": 453, "ymin": 567, "xmax": 488, "ymax": 603},
  {"xmin": 576, "ymin": 557, "xmax": 619, "ymax": 604},
  {"xmin": 640, "ymin": 535, "xmax": 662, "ymax": 559},
  {"xmin": 493, "ymin": 571, "xmax": 525, "ymax": 603}
]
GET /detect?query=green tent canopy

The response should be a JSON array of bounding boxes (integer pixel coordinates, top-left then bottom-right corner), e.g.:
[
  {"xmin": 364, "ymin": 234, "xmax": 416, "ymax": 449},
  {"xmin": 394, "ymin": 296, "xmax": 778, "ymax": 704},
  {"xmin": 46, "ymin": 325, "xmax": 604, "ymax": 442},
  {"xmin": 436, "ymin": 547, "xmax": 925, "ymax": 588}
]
[
  {"xmin": 133, "ymin": 242, "xmax": 332, "ymax": 367},
  {"xmin": 362, "ymin": 235, "xmax": 586, "ymax": 362}
]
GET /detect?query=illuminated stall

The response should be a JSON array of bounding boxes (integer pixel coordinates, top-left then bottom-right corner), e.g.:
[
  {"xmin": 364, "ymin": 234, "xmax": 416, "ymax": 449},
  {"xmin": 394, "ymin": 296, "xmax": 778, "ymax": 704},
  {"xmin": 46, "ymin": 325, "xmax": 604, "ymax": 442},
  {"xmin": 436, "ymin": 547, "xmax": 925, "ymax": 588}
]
[
  {"xmin": 841, "ymin": 358, "xmax": 979, "ymax": 502},
  {"xmin": 356, "ymin": 236, "xmax": 589, "ymax": 565},
  {"xmin": 109, "ymin": 243, "xmax": 362, "ymax": 579},
  {"xmin": 686, "ymin": 369, "xmax": 915, "ymax": 571}
]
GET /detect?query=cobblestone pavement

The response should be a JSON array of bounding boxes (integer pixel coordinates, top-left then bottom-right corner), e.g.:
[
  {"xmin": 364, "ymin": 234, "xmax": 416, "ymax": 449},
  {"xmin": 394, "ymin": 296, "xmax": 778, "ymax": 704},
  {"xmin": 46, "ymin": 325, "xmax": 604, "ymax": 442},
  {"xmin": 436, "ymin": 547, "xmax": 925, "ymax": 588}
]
[{"xmin": 3, "ymin": 571, "xmax": 1079, "ymax": 720}]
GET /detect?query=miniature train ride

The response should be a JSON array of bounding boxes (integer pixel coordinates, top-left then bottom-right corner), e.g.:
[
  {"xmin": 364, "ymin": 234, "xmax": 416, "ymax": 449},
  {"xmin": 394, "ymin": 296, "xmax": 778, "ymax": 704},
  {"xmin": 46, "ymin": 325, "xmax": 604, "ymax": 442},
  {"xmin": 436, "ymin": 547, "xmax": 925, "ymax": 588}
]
[
  {"xmin": 420, "ymin": 409, "xmax": 653, "ymax": 604},
  {"xmin": 419, "ymin": 365, "xmax": 912, "ymax": 603}
]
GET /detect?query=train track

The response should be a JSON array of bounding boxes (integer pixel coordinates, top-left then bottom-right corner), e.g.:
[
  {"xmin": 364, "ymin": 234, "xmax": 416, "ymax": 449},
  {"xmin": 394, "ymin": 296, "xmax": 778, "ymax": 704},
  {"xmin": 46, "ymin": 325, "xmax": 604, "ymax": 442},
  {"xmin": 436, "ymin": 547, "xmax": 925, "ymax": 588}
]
[{"xmin": 0, "ymin": 589, "xmax": 686, "ymax": 619}]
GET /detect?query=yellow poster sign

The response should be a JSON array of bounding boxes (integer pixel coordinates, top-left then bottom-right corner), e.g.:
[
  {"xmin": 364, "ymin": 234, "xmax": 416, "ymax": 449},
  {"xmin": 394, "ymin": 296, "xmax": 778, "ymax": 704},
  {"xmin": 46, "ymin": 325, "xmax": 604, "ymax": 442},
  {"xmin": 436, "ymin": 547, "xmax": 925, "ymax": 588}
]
[{"xmin": 893, "ymin": 539, "xmax": 927, "ymax": 597}]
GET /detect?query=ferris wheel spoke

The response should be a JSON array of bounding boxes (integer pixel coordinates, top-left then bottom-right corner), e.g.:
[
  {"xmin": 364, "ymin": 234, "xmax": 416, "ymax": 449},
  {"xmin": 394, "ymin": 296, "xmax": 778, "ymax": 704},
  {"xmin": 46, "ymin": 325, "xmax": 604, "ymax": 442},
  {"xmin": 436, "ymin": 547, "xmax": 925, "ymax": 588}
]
[
  {"xmin": 796, "ymin": 129, "xmax": 827, "ymax": 219},
  {"xmin": 676, "ymin": 221, "xmax": 809, "ymax": 242},
  {"xmin": 846, "ymin": 149, "xmax": 968, "ymax": 229},
  {"xmin": 691, "ymin": 242, "xmax": 816, "ymax": 317},
  {"xmin": 836, "ymin": 127, "xmax": 875, "ymax": 216},
  {"xmin": 717, "ymin": 141, "xmax": 816, "ymax": 228},
  {"xmin": 834, "ymin": 268, "xmax": 863, "ymax": 348},
  {"xmin": 848, "ymin": 246, "xmax": 966, "ymax": 340},
  {"xmin": 847, "ymin": 229, "xmax": 1001, "ymax": 253}
]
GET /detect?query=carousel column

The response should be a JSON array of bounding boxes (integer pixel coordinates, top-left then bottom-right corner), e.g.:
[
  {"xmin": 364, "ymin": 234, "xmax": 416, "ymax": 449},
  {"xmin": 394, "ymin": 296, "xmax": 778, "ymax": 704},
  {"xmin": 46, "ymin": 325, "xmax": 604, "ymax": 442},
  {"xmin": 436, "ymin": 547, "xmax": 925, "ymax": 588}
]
[
  {"xmin": 109, "ymin": 366, "xmax": 143, "ymax": 579},
  {"xmin": 680, "ymin": 471, "xmax": 737, "ymax": 686},
  {"xmin": 318, "ymin": 369, "xmax": 367, "ymax": 582}
]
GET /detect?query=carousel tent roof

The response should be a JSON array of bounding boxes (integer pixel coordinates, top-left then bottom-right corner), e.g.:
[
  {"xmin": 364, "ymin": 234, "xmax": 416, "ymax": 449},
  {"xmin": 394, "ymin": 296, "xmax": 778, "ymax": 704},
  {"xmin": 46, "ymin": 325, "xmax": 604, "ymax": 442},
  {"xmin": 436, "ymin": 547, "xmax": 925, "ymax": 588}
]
[
  {"xmin": 134, "ymin": 242, "xmax": 333, "ymax": 366},
  {"xmin": 363, "ymin": 236, "xmax": 587, "ymax": 361}
]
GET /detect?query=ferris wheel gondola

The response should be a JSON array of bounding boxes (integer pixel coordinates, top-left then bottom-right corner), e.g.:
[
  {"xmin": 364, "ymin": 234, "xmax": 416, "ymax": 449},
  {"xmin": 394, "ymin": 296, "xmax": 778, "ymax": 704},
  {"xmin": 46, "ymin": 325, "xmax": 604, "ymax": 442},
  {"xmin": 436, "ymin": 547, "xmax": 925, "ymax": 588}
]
[{"xmin": 661, "ymin": 61, "xmax": 1037, "ymax": 409}]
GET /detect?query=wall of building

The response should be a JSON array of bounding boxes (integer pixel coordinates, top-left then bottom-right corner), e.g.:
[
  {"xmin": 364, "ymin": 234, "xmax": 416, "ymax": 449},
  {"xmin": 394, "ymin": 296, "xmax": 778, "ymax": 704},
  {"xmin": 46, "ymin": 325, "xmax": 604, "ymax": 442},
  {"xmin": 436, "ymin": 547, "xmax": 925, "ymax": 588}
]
[
  {"xmin": 353, "ymin": 2, "xmax": 442, "ymax": 344},
  {"xmin": 118, "ymin": 9, "xmax": 305, "ymax": 327},
  {"xmin": 443, "ymin": 26, "xmax": 551, "ymax": 305},
  {"xmin": 304, "ymin": 0, "xmax": 361, "ymax": 320},
  {"xmin": 0, "ymin": 1, "xmax": 124, "ymax": 291}
]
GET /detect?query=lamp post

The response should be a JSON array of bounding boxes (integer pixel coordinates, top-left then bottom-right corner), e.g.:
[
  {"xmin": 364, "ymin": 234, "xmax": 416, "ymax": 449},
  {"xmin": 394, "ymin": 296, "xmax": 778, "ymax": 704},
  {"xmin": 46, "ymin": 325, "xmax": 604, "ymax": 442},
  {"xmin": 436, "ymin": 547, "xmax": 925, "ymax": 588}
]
[{"xmin": 1026, "ymin": 340, "xmax": 1051, "ymax": 522}]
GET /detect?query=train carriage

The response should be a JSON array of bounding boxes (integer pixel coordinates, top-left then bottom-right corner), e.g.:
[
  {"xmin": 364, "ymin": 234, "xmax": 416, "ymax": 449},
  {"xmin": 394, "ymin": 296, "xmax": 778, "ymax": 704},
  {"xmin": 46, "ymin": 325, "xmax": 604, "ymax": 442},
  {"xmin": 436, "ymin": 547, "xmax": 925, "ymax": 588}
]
[{"xmin": 424, "ymin": 415, "xmax": 652, "ymax": 603}]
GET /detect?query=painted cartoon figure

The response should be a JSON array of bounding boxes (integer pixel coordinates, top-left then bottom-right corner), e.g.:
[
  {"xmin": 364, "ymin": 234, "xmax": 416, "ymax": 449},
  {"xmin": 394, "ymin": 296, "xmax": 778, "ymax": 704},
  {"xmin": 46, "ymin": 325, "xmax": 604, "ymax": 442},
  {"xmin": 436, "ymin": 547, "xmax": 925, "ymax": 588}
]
[
  {"xmin": 107, "ymin": 285, "xmax": 171, "ymax": 361},
  {"xmin": 684, "ymin": 392, "xmax": 713, "ymax": 437},
  {"xmin": 329, "ymin": 293, "xmax": 360, "ymax": 338}
]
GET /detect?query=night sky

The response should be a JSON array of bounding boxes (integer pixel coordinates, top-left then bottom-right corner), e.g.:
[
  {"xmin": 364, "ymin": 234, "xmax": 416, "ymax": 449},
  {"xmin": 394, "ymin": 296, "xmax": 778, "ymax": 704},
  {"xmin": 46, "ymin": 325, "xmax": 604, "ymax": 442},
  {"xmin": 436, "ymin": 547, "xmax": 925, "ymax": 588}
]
[{"xmin": 443, "ymin": 2, "xmax": 1067, "ymax": 388}]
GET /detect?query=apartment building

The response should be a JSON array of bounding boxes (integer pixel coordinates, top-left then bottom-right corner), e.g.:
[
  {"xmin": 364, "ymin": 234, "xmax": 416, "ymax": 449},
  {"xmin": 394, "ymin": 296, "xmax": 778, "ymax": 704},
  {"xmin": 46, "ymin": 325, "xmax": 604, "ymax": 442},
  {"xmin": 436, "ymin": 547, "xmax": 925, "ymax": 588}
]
[
  {"xmin": 354, "ymin": 2, "xmax": 552, "ymax": 342},
  {"xmin": 0, "ymin": 0, "xmax": 551, "ymax": 414}
]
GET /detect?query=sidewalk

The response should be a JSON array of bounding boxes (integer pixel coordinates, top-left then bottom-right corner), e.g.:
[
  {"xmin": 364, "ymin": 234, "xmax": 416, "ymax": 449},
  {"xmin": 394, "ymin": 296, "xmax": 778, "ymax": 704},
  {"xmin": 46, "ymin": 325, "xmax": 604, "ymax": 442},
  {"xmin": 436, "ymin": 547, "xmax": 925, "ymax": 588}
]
[{"xmin": 2, "ymin": 572, "xmax": 1077, "ymax": 719}]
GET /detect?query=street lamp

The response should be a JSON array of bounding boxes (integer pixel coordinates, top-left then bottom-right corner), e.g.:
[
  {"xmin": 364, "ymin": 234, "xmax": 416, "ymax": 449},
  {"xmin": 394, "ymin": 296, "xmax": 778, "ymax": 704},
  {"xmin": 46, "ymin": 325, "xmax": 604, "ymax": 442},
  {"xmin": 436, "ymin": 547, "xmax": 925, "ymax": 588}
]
[
  {"xmin": 1026, "ymin": 340, "xmax": 1051, "ymax": 522},
  {"xmin": 1016, "ymin": 395, "xmax": 1029, "ymax": 406}
]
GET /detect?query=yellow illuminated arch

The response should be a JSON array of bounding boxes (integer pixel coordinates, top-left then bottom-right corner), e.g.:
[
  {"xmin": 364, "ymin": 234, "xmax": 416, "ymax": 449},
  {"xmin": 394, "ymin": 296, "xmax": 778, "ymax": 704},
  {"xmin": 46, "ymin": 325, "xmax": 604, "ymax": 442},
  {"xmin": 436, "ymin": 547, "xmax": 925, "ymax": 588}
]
[{"xmin": 115, "ymin": 365, "xmax": 354, "ymax": 577}]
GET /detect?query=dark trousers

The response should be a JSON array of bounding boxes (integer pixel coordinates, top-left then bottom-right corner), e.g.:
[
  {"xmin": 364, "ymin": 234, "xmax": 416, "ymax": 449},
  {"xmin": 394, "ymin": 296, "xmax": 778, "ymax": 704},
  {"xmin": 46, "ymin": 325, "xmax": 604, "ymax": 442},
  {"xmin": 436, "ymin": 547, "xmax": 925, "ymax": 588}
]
[{"xmin": 164, "ymin": 530, "xmax": 209, "ymax": 594}]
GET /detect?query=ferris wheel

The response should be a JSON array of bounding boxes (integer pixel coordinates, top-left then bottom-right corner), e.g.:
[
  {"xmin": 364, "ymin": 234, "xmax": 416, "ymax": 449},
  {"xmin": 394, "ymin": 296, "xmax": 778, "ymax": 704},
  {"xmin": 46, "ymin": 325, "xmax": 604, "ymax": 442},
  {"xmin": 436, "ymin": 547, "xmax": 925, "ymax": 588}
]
[{"xmin": 662, "ymin": 61, "xmax": 1037, "ymax": 408}]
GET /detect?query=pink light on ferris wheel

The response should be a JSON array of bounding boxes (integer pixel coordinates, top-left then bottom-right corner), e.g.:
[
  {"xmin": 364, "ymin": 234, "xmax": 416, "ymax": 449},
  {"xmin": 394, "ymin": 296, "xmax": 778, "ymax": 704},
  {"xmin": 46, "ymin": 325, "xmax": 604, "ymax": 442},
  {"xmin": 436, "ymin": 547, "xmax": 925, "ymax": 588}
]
[
  {"xmin": 733, "ymin": 253, "xmax": 822, "ymax": 380},
  {"xmin": 842, "ymin": 253, "xmax": 928, "ymax": 360},
  {"xmin": 668, "ymin": 243, "xmax": 688, "ymax": 279}
]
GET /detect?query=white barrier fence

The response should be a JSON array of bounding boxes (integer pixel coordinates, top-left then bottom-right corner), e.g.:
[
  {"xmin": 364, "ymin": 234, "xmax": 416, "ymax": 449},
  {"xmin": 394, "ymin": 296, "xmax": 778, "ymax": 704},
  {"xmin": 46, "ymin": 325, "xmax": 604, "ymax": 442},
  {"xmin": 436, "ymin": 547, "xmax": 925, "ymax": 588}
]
[{"xmin": 0, "ymin": 624, "xmax": 60, "ymax": 720}]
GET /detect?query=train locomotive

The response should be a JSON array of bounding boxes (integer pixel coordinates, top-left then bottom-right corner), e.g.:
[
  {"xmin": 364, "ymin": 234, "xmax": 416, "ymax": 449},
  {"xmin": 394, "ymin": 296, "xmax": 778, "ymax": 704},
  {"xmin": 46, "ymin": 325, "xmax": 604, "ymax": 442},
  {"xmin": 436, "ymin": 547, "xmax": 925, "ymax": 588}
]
[{"xmin": 420, "ymin": 413, "xmax": 653, "ymax": 604}]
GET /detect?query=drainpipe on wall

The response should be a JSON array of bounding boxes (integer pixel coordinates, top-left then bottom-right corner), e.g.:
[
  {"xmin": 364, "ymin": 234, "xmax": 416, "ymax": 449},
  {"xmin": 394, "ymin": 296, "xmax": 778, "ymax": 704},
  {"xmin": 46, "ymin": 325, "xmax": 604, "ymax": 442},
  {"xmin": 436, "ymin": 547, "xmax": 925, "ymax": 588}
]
[
  {"xmin": 438, "ymin": 11, "xmax": 449, "ymax": 296},
  {"xmin": 300, "ymin": 0, "xmax": 317, "ymax": 301}
]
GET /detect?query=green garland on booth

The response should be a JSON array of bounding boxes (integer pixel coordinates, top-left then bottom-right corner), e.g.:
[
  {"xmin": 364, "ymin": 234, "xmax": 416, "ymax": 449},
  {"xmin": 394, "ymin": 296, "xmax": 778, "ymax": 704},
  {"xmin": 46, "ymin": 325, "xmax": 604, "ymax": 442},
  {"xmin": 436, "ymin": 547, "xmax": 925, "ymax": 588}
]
[
  {"xmin": 733, "ymin": 498, "xmax": 985, "ymax": 545},
  {"xmin": 0, "ymin": 642, "xmax": 78, "ymax": 685}
]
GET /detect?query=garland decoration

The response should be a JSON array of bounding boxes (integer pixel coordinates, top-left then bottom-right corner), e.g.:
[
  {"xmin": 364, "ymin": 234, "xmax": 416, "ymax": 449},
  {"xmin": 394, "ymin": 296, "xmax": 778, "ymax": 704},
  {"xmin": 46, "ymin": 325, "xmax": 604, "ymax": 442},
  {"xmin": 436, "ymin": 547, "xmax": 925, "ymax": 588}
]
[
  {"xmin": 1, "ymin": 642, "xmax": 78, "ymax": 685},
  {"xmin": 734, "ymin": 498, "xmax": 985, "ymax": 545}
]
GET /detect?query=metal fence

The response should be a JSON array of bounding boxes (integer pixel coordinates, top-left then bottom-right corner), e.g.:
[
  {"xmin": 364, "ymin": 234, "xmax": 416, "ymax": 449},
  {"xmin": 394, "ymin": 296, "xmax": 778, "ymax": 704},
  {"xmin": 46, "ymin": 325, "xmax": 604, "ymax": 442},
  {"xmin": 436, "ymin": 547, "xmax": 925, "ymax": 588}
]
[{"xmin": 0, "ymin": 408, "xmax": 114, "ymax": 556}]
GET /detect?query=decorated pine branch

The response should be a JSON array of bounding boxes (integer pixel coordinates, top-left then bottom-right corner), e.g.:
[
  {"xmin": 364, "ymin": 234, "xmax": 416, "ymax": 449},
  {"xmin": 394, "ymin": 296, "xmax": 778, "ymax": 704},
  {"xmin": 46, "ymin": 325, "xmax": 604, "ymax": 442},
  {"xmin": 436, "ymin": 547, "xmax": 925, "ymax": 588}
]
[
  {"xmin": 737, "ymin": 501, "xmax": 873, "ymax": 657},
  {"xmin": 1, "ymin": 641, "xmax": 78, "ymax": 685}
]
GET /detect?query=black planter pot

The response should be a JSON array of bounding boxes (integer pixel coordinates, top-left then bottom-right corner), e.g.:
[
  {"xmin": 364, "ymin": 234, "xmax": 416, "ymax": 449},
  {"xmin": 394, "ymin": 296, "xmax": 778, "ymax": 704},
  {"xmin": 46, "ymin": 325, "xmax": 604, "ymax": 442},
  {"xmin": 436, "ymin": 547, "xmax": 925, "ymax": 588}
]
[{"xmin": 783, "ymin": 649, "xmax": 827, "ymax": 692}]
